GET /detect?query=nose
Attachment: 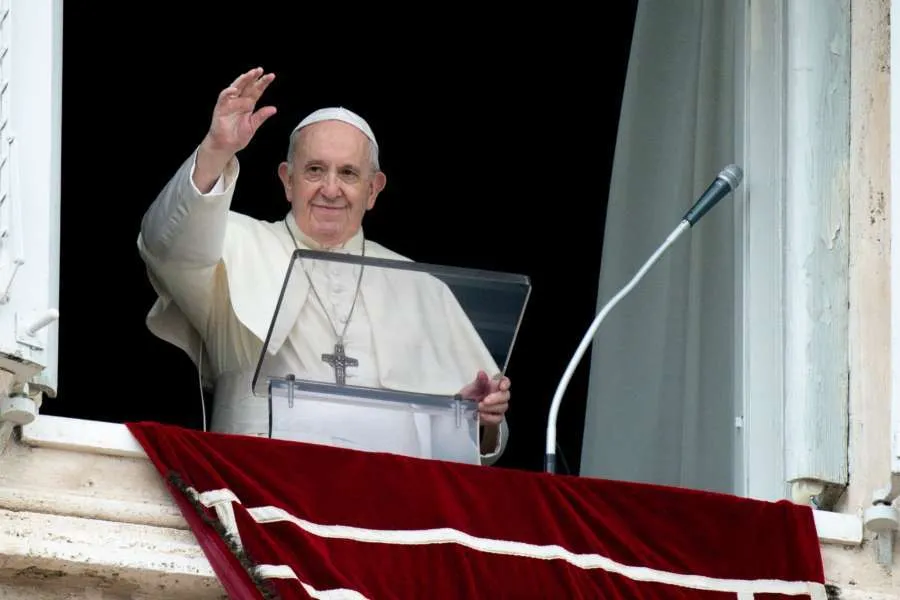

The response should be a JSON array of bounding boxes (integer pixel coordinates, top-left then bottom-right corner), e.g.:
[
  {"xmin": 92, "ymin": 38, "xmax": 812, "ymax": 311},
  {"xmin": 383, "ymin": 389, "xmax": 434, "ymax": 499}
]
[{"xmin": 320, "ymin": 171, "xmax": 341, "ymax": 200}]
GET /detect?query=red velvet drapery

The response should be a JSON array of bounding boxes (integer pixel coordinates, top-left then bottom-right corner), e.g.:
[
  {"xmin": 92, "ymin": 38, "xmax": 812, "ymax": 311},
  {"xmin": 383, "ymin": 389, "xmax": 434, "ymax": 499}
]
[{"xmin": 127, "ymin": 421, "xmax": 826, "ymax": 600}]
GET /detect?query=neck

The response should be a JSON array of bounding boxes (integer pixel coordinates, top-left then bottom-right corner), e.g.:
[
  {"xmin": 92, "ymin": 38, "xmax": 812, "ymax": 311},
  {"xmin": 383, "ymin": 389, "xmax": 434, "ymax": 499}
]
[
  {"xmin": 286, "ymin": 215, "xmax": 364, "ymax": 252},
  {"xmin": 314, "ymin": 235, "xmax": 351, "ymax": 249}
]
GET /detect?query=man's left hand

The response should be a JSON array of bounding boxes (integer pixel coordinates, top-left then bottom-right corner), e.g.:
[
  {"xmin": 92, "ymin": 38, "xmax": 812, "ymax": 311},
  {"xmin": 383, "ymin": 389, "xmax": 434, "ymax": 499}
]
[{"xmin": 459, "ymin": 370, "xmax": 511, "ymax": 425}]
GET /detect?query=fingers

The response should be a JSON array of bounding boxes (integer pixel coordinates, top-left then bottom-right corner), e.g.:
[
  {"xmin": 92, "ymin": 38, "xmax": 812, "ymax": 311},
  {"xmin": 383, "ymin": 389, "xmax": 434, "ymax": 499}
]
[
  {"xmin": 458, "ymin": 370, "xmax": 491, "ymax": 399},
  {"xmin": 249, "ymin": 72, "xmax": 275, "ymax": 101},
  {"xmin": 217, "ymin": 95, "xmax": 257, "ymax": 114},
  {"xmin": 218, "ymin": 86, "xmax": 240, "ymax": 102},
  {"xmin": 218, "ymin": 69, "xmax": 275, "ymax": 109},
  {"xmin": 483, "ymin": 376, "xmax": 510, "ymax": 399},
  {"xmin": 478, "ymin": 390, "xmax": 509, "ymax": 424},
  {"xmin": 228, "ymin": 67, "xmax": 265, "ymax": 93},
  {"xmin": 250, "ymin": 105, "xmax": 278, "ymax": 131},
  {"xmin": 457, "ymin": 381, "xmax": 477, "ymax": 399},
  {"xmin": 480, "ymin": 392, "xmax": 508, "ymax": 412}
]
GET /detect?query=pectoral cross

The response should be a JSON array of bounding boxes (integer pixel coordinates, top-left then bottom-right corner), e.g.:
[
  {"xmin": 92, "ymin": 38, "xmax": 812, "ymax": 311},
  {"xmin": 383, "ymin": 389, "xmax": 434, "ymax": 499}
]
[{"xmin": 322, "ymin": 342, "xmax": 358, "ymax": 385}]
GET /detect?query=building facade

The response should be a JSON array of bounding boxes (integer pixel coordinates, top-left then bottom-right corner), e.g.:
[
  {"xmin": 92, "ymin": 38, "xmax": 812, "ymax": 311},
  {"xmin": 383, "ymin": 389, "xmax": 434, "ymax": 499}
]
[{"xmin": 0, "ymin": 0, "xmax": 898, "ymax": 597}]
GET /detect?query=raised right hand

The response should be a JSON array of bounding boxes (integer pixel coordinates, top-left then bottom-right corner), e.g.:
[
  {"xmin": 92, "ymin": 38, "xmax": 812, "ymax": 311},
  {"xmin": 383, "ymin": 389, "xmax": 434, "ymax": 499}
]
[
  {"xmin": 205, "ymin": 67, "xmax": 277, "ymax": 155},
  {"xmin": 193, "ymin": 67, "xmax": 276, "ymax": 192}
]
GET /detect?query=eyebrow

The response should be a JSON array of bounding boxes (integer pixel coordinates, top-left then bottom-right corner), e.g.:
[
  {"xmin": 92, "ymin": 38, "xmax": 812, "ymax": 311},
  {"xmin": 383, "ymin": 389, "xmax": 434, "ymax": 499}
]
[{"xmin": 304, "ymin": 160, "xmax": 361, "ymax": 173}]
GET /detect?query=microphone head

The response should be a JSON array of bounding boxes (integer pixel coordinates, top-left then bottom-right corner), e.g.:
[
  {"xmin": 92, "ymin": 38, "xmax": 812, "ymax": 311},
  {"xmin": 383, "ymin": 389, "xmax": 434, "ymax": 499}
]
[{"xmin": 718, "ymin": 164, "xmax": 744, "ymax": 190}]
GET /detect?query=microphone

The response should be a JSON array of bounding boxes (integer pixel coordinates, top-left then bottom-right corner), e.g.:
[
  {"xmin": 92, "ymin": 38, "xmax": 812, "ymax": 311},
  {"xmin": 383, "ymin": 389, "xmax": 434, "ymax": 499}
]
[
  {"xmin": 682, "ymin": 164, "xmax": 744, "ymax": 226},
  {"xmin": 544, "ymin": 164, "xmax": 744, "ymax": 474}
]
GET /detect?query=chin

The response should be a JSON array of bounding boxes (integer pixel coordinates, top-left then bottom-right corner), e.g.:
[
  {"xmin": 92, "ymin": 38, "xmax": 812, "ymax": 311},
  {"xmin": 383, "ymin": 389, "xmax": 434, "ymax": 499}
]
[{"xmin": 313, "ymin": 222, "xmax": 344, "ymax": 235}]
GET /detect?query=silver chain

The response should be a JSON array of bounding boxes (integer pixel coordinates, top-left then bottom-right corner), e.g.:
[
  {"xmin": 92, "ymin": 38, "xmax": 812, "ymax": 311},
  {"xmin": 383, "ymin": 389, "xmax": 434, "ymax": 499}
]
[{"xmin": 284, "ymin": 220, "xmax": 366, "ymax": 344}]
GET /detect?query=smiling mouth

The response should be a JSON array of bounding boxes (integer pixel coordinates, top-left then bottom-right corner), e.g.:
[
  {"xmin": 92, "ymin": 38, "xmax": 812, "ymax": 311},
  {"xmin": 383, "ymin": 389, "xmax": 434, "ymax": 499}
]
[{"xmin": 311, "ymin": 204, "xmax": 347, "ymax": 210}]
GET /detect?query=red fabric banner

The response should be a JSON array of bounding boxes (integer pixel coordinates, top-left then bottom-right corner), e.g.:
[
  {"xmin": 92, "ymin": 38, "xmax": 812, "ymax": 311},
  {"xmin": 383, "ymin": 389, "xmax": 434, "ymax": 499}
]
[{"xmin": 126, "ymin": 421, "xmax": 826, "ymax": 600}]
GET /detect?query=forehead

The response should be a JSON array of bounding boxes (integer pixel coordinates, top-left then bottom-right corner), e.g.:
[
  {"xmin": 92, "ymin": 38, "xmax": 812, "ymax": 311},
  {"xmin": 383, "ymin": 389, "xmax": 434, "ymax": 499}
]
[{"xmin": 294, "ymin": 120, "xmax": 369, "ymax": 165}]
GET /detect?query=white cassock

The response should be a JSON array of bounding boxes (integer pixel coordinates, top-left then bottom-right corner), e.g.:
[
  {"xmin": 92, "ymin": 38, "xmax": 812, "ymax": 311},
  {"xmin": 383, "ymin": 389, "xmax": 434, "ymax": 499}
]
[{"xmin": 137, "ymin": 148, "xmax": 509, "ymax": 465}]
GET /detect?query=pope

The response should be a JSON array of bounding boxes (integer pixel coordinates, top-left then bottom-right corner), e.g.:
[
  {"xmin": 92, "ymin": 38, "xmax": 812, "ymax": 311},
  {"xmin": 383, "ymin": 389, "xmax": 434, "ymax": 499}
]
[{"xmin": 137, "ymin": 67, "xmax": 512, "ymax": 464}]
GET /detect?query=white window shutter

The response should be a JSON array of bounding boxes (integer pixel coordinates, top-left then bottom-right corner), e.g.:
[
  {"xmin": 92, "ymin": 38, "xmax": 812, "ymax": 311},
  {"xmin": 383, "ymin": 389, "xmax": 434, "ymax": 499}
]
[
  {"xmin": 0, "ymin": 0, "xmax": 61, "ymax": 401},
  {"xmin": 781, "ymin": 0, "xmax": 851, "ymax": 503}
]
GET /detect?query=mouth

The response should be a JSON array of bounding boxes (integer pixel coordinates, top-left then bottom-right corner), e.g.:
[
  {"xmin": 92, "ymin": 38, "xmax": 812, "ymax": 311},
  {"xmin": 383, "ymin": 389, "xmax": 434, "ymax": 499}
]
[{"xmin": 311, "ymin": 204, "xmax": 348, "ymax": 211}]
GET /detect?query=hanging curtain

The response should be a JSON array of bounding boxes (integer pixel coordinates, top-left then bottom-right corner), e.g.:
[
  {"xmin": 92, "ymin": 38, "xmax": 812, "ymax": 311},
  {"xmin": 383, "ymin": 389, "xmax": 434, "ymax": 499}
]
[{"xmin": 580, "ymin": 0, "xmax": 740, "ymax": 494}]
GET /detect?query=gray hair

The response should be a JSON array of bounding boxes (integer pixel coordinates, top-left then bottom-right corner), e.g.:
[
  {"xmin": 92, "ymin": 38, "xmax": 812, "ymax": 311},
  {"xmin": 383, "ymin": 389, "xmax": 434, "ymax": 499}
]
[{"xmin": 285, "ymin": 128, "xmax": 380, "ymax": 176}]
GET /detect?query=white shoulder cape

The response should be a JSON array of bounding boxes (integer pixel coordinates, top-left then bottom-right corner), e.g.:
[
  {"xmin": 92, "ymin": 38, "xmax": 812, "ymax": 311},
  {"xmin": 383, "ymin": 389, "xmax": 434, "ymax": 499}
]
[
  {"xmin": 146, "ymin": 210, "xmax": 500, "ymax": 395},
  {"xmin": 138, "ymin": 151, "xmax": 508, "ymax": 462}
]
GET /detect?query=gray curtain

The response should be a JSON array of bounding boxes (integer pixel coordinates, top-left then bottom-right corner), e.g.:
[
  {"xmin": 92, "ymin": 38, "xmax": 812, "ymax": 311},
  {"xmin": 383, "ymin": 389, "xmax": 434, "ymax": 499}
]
[{"xmin": 580, "ymin": 0, "xmax": 740, "ymax": 494}]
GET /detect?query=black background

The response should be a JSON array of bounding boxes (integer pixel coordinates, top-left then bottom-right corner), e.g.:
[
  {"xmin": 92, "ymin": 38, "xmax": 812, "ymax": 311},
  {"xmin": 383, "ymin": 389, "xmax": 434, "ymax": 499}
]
[{"xmin": 48, "ymin": 5, "xmax": 638, "ymax": 474}]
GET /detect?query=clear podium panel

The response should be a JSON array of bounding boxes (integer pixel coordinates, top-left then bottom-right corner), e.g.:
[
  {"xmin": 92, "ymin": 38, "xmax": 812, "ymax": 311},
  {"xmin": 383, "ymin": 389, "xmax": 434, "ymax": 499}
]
[
  {"xmin": 268, "ymin": 378, "xmax": 481, "ymax": 464},
  {"xmin": 251, "ymin": 248, "xmax": 531, "ymax": 462}
]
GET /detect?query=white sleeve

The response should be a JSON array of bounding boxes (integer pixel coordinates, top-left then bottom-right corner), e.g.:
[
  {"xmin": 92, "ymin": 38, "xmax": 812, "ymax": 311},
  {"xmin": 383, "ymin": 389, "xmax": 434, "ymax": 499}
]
[
  {"xmin": 480, "ymin": 419, "xmax": 508, "ymax": 466},
  {"xmin": 139, "ymin": 147, "xmax": 239, "ymax": 267},
  {"xmin": 137, "ymin": 147, "xmax": 240, "ymax": 339},
  {"xmin": 190, "ymin": 154, "xmax": 227, "ymax": 196}
]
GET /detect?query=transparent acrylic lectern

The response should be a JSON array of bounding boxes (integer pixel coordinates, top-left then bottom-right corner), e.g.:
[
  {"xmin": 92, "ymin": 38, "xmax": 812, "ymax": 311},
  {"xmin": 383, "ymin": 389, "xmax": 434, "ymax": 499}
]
[{"xmin": 250, "ymin": 249, "xmax": 531, "ymax": 465}]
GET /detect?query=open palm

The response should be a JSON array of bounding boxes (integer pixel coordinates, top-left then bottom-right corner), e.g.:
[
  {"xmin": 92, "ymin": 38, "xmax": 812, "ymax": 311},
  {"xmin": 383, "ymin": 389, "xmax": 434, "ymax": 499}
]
[{"xmin": 207, "ymin": 67, "xmax": 277, "ymax": 154}]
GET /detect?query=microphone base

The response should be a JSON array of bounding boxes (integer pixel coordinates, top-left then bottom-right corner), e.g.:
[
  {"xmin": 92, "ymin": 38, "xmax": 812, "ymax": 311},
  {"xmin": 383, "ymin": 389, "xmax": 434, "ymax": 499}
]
[{"xmin": 544, "ymin": 453, "xmax": 556, "ymax": 474}]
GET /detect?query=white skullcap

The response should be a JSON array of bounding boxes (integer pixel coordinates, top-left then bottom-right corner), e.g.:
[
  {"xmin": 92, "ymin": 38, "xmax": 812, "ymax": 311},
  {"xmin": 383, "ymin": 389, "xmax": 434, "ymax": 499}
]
[{"xmin": 291, "ymin": 106, "xmax": 378, "ymax": 150}]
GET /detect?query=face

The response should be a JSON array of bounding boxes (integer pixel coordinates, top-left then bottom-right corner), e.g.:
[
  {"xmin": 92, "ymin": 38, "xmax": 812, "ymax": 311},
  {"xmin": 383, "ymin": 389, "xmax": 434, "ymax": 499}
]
[{"xmin": 278, "ymin": 120, "xmax": 386, "ymax": 248}]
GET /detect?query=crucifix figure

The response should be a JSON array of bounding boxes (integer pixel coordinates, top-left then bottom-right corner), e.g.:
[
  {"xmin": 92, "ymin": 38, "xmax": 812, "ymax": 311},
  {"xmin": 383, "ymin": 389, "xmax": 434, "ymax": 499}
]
[{"xmin": 322, "ymin": 342, "xmax": 358, "ymax": 385}]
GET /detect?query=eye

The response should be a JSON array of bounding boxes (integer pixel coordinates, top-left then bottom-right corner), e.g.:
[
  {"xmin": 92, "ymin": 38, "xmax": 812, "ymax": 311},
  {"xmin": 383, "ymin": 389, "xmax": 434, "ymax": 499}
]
[
  {"xmin": 304, "ymin": 165, "xmax": 325, "ymax": 180},
  {"xmin": 339, "ymin": 168, "xmax": 359, "ymax": 182}
]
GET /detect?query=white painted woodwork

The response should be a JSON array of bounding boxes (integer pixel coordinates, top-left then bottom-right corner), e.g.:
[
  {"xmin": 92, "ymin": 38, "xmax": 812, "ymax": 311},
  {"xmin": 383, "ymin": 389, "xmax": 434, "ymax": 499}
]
[
  {"xmin": 812, "ymin": 509, "xmax": 863, "ymax": 546},
  {"xmin": 782, "ymin": 0, "xmax": 851, "ymax": 489},
  {"xmin": 0, "ymin": 0, "xmax": 61, "ymax": 396},
  {"xmin": 738, "ymin": 0, "xmax": 788, "ymax": 502}
]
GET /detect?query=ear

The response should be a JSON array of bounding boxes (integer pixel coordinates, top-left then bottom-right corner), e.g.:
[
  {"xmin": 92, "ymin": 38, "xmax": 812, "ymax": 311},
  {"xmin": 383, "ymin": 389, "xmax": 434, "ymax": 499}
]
[
  {"xmin": 277, "ymin": 162, "xmax": 292, "ymax": 201},
  {"xmin": 366, "ymin": 171, "xmax": 387, "ymax": 210}
]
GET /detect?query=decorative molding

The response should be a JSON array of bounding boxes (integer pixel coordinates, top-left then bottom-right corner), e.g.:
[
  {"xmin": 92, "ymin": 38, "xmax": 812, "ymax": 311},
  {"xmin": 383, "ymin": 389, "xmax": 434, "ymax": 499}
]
[
  {"xmin": 0, "ymin": 507, "xmax": 222, "ymax": 598},
  {"xmin": 813, "ymin": 509, "xmax": 864, "ymax": 546},
  {"xmin": 20, "ymin": 414, "xmax": 147, "ymax": 458}
]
